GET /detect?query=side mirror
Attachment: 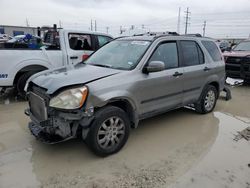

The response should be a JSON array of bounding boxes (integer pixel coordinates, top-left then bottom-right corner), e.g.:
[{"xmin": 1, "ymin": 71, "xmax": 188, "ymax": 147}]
[{"xmin": 143, "ymin": 61, "xmax": 165, "ymax": 73}]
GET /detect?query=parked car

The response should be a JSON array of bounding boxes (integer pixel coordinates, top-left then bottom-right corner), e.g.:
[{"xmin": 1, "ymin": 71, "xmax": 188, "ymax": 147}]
[
  {"xmin": 0, "ymin": 28, "xmax": 113, "ymax": 97},
  {"xmin": 223, "ymin": 40, "xmax": 250, "ymax": 81},
  {"xmin": 7, "ymin": 34, "xmax": 27, "ymax": 43},
  {"xmin": 25, "ymin": 33, "xmax": 225, "ymax": 156},
  {"xmin": 0, "ymin": 34, "xmax": 12, "ymax": 43},
  {"xmin": 219, "ymin": 41, "xmax": 231, "ymax": 52}
]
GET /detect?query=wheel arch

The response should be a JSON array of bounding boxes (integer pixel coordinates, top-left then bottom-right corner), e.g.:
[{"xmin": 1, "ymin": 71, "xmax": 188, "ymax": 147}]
[
  {"xmin": 207, "ymin": 81, "xmax": 220, "ymax": 97},
  {"xmin": 13, "ymin": 64, "xmax": 48, "ymax": 85},
  {"xmin": 101, "ymin": 98, "xmax": 139, "ymax": 128}
]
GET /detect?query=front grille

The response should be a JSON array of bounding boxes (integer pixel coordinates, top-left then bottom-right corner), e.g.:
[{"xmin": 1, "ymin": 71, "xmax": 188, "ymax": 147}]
[
  {"xmin": 225, "ymin": 56, "xmax": 250, "ymax": 79},
  {"xmin": 226, "ymin": 64, "xmax": 240, "ymax": 71},
  {"xmin": 29, "ymin": 92, "xmax": 48, "ymax": 121},
  {"xmin": 226, "ymin": 57, "xmax": 243, "ymax": 64}
]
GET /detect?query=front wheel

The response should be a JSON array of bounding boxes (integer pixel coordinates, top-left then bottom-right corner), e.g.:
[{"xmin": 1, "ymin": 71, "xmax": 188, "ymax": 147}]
[
  {"xmin": 195, "ymin": 85, "xmax": 218, "ymax": 114},
  {"xmin": 85, "ymin": 106, "xmax": 130, "ymax": 157}
]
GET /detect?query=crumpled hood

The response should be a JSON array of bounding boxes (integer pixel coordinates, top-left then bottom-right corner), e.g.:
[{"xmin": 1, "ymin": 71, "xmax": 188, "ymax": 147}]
[
  {"xmin": 223, "ymin": 51, "xmax": 250, "ymax": 57},
  {"xmin": 30, "ymin": 64, "xmax": 121, "ymax": 94}
]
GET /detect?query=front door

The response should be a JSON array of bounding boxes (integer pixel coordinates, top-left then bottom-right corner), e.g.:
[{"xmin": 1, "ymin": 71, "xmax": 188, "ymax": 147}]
[{"xmin": 136, "ymin": 41, "xmax": 184, "ymax": 116}]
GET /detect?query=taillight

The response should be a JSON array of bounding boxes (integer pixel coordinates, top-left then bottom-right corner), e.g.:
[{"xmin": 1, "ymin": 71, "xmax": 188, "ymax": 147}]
[{"xmin": 82, "ymin": 54, "xmax": 89, "ymax": 61}]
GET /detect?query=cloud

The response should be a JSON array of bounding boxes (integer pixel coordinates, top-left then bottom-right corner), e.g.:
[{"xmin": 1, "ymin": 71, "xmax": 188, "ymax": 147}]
[{"xmin": 0, "ymin": 0, "xmax": 250, "ymax": 38}]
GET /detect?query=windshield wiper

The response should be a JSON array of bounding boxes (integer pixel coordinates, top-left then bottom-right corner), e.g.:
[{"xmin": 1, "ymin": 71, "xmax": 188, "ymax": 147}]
[{"xmin": 90, "ymin": 63, "xmax": 113, "ymax": 68}]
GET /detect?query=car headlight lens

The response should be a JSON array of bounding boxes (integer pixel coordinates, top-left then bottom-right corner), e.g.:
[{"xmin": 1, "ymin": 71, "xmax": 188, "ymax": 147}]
[{"xmin": 49, "ymin": 86, "xmax": 88, "ymax": 109}]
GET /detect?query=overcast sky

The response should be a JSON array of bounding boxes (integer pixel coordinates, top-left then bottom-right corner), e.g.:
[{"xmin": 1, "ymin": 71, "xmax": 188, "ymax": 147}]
[{"xmin": 1, "ymin": 0, "xmax": 250, "ymax": 38}]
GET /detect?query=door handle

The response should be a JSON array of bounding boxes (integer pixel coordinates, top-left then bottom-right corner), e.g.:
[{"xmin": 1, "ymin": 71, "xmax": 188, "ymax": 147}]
[
  {"xmin": 204, "ymin": 67, "xmax": 211, "ymax": 71},
  {"xmin": 173, "ymin": 72, "xmax": 183, "ymax": 77},
  {"xmin": 70, "ymin": 56, "xmax": 78, "ymax": 60}
]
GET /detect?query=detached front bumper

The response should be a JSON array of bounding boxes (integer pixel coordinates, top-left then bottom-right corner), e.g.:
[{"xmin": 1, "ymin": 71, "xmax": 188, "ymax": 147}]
[{"xmin": 25, "ymin": 108, "xmax": 94, "ymax": 144}]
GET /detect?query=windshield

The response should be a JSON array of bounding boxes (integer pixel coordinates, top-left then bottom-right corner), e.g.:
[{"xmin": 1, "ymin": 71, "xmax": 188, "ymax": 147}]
[
  {"xmin": 233, "ymin": 41, "xmax": 250, "ymax": 51},
  {"xmin": 85, "ymin": 40, "xmax": 151, "ymax": 70}
]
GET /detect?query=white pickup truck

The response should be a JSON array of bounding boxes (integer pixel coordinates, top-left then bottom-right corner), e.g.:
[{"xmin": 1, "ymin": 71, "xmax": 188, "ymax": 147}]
[{"xmin": 0, "ymin": 29, "xmax": 113, "ymax": 97}]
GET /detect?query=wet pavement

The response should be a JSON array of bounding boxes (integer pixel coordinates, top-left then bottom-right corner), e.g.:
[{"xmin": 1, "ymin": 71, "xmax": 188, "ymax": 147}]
[{"xmin": 0, "ymin": 86, "xmax": 249, "ymax": 188}]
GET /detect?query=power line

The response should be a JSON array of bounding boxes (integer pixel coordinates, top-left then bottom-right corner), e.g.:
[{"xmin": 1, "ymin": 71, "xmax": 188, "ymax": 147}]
[
  {"xmin": 184, "ymin": 7, "xmax": 191, "ymax": 34},
  {"xmin": 144, "ymin": 17, "xmax": 178, "ymax": 26}
]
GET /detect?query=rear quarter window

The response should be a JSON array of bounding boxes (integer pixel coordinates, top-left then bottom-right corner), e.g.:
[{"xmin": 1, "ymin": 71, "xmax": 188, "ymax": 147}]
[{"xmin": 201, "ymin": 41, "xmax": 222, "ymax": 62}]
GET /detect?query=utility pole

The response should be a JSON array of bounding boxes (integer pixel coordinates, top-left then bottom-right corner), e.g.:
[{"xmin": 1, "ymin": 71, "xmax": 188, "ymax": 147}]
[
  {"xmin": 184, "ymin": 7, "xmax": 191, "ymax": 34},
  {"xmin": 26, "ymin": 18, "xmax": 29, "ymax": 27},
  {"xmin": 106, "ymin": 27, "xmax": 109, "ymax": 34},
  {"xmin": 177, "ymin": 7, "xmax": 181, "ymax": 34},
  {"xmin": 203, "ymin": 21, "xmax": 207, "ymax": 37},
  {"xmin": 59, "ymin": 20, "xmax": 62, "ymax": 28},
  {"xmin": 120, "ymin": 26, "xmax": 122, "ymax": 34},
  {"xmin": 94, "ymin": 20, "xmax": 97, "ymax": 31},
  {"xmin": 90, "ymin": 20, "xmax": 93, "ymax": 31}
]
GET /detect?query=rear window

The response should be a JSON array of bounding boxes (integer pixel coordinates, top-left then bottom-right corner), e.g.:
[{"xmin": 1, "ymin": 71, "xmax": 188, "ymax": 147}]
[
  {"xmin": 201, "ymin": 41, "xmax": 222, "ymax": 62},
  {"xmin": 68, "ymin": 33, "xmax": 92, "ymax": 51},
  {"xmin": 97, "ymin": 35, "xmax": 112, "ymax": 48}
]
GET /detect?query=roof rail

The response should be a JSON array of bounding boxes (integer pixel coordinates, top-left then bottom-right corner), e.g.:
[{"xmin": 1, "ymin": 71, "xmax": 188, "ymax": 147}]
[
  {"xmin": 114, "ymin": 36, "xmax": 129, "ymax": 40},
  {"xmin": 133, "ymin": 31, "xmax": 179, "ymax": 37},
  {"xmin": 183, "ymin": 33, "xmax": 203, "ymax": 37}
]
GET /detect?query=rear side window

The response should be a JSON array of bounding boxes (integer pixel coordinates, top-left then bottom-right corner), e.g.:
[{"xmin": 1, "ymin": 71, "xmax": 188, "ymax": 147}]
[
  {"xmin": 201, "ymin": 41, "xmax": 222, "ymax": 62},
  {"xmin": 13, "ymin": 31, "xmax": 24, "ymax": 36},
  {"xmin": 68, "ymin": 33, "xmax": 92, "ymax": 51},
  {"xmin": 149, "ymin": 42, "xmax": 178, "ymax": 69},
  {"xmin": 180, "ymin": 41, "xmax": 204, "ymax": 66},
  {"xmin": 97, "ymin": 35, "xmax": 112, "ymax": 48}
]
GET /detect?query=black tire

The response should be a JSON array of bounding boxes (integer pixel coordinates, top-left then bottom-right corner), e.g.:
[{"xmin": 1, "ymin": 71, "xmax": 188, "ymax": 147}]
[
  {"xmin": 195, "ymin": 85, "xmax": 218, "ymax": 114},
  {"xmin": 85, "ymin": 106, "xmax": 130, "ymax": 157},
  {"xmin": 16, "ymin": 71, "xmax": 35, "ymax": 99}
]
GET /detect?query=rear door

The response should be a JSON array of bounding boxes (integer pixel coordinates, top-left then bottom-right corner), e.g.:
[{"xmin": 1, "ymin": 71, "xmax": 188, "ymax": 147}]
[
  {"xmin": 179, "ymin": 40, "xmax": 208, "ymax": 104},
  {"xmin": 65, "ymin": 32, "xmax": 95, "ymax": 65}
]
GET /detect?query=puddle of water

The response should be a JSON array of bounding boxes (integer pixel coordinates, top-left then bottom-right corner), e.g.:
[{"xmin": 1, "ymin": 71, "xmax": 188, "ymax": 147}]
[{"xmin": 171, "ymin": 112, "xmax": 250, "ymax": 188}]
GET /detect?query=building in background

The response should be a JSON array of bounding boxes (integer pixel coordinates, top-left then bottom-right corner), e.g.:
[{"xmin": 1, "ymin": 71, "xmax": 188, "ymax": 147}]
[{"xmin": 0, "ymin": 25, "xmax": 37, "ymax": 36}]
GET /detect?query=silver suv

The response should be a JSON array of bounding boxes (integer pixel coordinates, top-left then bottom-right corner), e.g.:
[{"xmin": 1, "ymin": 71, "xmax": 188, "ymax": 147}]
[{"xmin": 25, "ymin": 33, "xmax": 225, "ymax": 156}]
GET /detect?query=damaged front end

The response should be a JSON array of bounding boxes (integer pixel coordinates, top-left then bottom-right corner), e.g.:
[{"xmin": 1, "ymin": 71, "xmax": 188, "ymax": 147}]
[{"xmin": 25, "ymin": 84, "xmax": 94, "ymax": 144}]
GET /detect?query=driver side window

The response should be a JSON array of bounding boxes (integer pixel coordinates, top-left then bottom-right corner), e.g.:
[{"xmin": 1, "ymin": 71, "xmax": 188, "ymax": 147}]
[{"xmin": 149, "ymin": 42, "xmax": 178, "ymax": 69}]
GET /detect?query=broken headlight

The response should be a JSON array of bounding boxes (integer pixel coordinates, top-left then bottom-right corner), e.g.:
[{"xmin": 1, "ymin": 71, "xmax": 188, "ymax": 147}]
[{"xmin": 49, "ymin": 86, "xmax": 88, "ymax": 110}]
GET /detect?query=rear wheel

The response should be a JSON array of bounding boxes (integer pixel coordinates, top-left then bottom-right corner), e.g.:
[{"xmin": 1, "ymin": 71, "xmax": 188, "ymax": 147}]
[
  {"xmin": 195, "ymin": 85, "xmax": 218, "ymax": 114},
  {"xmin": 85, "ymin": 106, "xmax": 130, "ymax": 157},
  {"xmin": 16, "ymin": 71, "xmax": 35, "ymax": 99}
]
